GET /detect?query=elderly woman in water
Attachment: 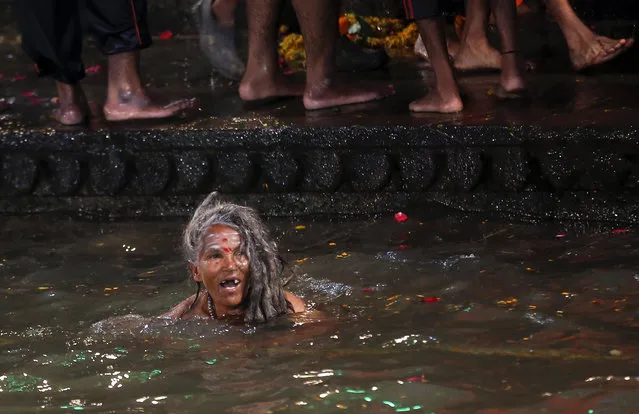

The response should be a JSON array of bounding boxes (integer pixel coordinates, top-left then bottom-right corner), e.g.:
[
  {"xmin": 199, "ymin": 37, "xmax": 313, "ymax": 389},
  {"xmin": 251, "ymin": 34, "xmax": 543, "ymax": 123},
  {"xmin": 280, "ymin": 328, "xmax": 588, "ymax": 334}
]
[{"xmin": 163, "ymin": 193, "xmax": 305, "ymax": 323}]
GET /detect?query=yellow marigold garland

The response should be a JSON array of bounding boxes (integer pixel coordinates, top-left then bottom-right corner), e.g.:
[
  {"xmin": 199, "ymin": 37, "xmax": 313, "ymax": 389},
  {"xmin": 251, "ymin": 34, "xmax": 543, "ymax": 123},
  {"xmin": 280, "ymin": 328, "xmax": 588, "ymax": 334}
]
[{"xmin": 278, "ymin": 14, "xmax": 419, "ymax": 70}]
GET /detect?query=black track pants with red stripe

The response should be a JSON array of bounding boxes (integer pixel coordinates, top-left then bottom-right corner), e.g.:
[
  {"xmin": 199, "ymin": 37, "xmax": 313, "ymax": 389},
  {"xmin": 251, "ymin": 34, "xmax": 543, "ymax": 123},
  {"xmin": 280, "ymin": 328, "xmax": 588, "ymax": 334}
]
[
  {"xmin": 15, "ymin": 0, "xmax": 152, "ymax": 84},
  {"xmin": 403, "ymin": 0, "xmax": 444, "ymax": 20}
]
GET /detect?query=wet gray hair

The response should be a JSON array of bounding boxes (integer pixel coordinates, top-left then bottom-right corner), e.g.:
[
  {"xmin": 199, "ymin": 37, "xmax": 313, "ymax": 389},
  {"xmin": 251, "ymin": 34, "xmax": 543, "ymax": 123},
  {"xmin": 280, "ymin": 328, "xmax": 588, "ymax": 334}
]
[{"xmin": 183, "ymin": 192, "xmax": 288, "ymax": 323}]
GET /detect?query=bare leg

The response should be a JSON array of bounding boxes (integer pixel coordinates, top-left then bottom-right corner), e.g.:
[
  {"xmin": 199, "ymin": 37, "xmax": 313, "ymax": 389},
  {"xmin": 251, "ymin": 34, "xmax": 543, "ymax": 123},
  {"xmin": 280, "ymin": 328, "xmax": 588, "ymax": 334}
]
[
  {"xmin": 546, "ymin": 0, "xmax": 634, "ymax": 70},
  {"xmin": 211, "ymin": 0, "xmax": 238, "ymax": 27},
  {"xmin": 416, "ymin": 4, "xmax": 534, "ymax": 72},
  {"xmin": 103, "ymin": 52, "xmax": 194, "ymax": 121},
  {"xmin": 414, "ymin": 34, "xmax": 461, "ymax": 61},
  {"xmin": 489, "ymin": 0, "xmax": 526, "ymax": 94},
  {"xmin": 239, "ymin": 0, "xmax": 304, "ymax": 102},
  {"xmin": 454, "ymin": 0, "xmax": 501, "ymax": 71},
  {"xmin": 292, "ymin": 0, "xmax": 393, "ymax": 110},
  {"xmin": 410, "ymin": 18, "xmax": 463, "ymax": 113},
  {"xmin": 53, "ymin": 82, "xmax": 89, "ymax": 125}
]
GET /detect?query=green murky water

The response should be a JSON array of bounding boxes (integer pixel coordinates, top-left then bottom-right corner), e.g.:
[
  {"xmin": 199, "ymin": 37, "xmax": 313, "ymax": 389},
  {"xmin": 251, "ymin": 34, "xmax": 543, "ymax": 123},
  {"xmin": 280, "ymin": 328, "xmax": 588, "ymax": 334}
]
[{"xmin": 1, "ymin": 213, "xmax": 637, "ymax": 413}]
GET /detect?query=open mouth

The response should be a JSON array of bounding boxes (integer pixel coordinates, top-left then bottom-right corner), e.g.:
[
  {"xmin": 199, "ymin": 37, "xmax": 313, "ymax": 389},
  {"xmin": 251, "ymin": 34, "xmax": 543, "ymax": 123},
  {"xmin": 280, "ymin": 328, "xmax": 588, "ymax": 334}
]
[{"xmin": 220, "ymin": 278, "xmax": 241, "ymax": 289}]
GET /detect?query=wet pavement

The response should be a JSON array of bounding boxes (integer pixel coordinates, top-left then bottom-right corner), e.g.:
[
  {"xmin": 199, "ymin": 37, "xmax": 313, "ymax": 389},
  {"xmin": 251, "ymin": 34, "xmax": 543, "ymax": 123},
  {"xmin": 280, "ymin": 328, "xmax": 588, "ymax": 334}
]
[
  {"xmin": 0, "ymin": 212, "xmax": 638, "ymax": 413},
  {"xmin": 2, "ymin": 30, "xmax": 639, "ymax": 220},
  {"xmin": 1, "ymin": 34, "xmax": 639, "ymax": 131},
  {"xmin": 1, "ymin": 9, "xmax": 639, "ymax": 411}
]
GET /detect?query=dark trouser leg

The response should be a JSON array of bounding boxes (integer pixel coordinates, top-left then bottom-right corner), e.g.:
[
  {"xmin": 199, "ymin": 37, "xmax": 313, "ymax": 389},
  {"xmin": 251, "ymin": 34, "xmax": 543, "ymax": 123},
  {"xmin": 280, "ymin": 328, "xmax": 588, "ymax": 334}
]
[
  {"xmin": 15, "ymin": 0, "xmax": 85, "ymax": 84},
  {"xmin": 15, "ymin": 0, "xmax": 88, "ymax": 124},
  {"xmin": 84, "ymin": 0, "xmax": 152, "ymax": 56},
  {"xmin": 83, "ymin": 0, "xmax": 151, "ymax": 100}
]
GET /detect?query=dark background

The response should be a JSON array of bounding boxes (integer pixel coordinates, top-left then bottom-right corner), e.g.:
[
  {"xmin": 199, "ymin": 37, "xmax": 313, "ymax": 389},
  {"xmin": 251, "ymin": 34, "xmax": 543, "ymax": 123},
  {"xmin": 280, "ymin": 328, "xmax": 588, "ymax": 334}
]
[
  {"xmin": 0, "ymin": 0, "xmax": 638, "ymax": 74},
  {"xmin": 1, "ymin": 0, "xmax": 639, "ymax": 38}
]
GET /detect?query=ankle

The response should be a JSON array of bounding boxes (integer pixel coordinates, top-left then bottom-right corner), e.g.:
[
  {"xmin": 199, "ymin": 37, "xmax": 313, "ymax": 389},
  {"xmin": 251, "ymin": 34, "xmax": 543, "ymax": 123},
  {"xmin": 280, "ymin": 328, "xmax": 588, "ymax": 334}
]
[
  {"xmin": 244, "ymin": 59, "xmax": 279, "ymax": 79},
  {"xmin": 304, "ymin": 77, "xmax": 334, "ymax": 96},
  {"xmin": 106, "ymin": 87, "xmax": 148, "ymax": 107},
  {"xmin": 565, "ymin": 28, "xmax": 595, "ymax": 49},
  {"xmin": 306, "ymin": 65, "xmax": 336, "ymax": 87},
  {"xmin": 463, "ymin": 37, "xmax": 491, "ymax": 51},
  {"xmin": 500, "ymin": 52, "xmax": 519, "ymax": 66},
  {"xmin": 56, "ymin": 83, "xmax": 88, "ymax": 109},
  {"xmin": 435, "ymin": 83, "xmax": 461, "ymax": 101}
]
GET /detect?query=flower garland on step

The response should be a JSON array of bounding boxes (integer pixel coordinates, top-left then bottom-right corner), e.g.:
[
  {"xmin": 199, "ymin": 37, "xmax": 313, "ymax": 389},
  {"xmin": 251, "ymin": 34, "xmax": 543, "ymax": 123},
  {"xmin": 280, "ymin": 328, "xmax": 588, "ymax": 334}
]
[
  {"xmin": 278, "ymin": 14, "xmax": 418, "ymax": 70},
  {"xmin": 278, "ymin": 1, "xmax": 526, "ymax": 71}
]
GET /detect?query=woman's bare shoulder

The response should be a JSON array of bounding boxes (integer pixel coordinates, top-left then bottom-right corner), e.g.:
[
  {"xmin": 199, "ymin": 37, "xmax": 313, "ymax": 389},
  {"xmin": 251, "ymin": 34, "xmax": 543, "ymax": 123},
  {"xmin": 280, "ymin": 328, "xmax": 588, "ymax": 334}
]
[
  {"xmin": 285, "ymin": 290, "xmax": 306, "ymax": 313},
  {"xmin": 160, "ymin": 294, "xmax": 197, "ymax": 319}
]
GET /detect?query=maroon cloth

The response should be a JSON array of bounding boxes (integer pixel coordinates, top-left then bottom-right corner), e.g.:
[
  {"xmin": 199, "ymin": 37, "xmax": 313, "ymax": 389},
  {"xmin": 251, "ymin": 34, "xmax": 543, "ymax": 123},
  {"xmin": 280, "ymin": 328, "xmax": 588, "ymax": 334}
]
[{"xmin": 403, "ymin": 0, "xmax": 444, "ymax": 20}]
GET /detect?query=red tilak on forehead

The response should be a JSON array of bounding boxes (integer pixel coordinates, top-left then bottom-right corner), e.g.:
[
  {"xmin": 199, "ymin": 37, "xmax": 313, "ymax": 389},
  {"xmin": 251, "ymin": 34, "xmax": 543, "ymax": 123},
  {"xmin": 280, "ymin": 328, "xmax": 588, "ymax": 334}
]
[{"xmin": 222, "ymin": 238, "xmax": 228, "ymax": 242}]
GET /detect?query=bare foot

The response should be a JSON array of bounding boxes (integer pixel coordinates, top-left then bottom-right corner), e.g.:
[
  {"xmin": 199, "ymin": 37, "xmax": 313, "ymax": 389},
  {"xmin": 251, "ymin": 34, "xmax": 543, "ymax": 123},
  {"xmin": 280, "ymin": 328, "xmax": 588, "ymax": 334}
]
[
  {"xmin": 497, "ymin": 53, "xmax": 527, "ymax": 98},
  {"xmin": 417, "ymin": 37, "xmax": 536, "ymax": 72},
  {"xmin": 494, "ymin": 84, "xmax": 527, "ymax": 99},
  {"xmin": 54, "ymin": 104, "xmax": 88, "ymax": 125},
  {"xmin": 239, "ymin": 70, "xmax": 304, "ymax": 102},
  {"xmin": 414, "ymin": 35, "xmax": 460, "ymax": 62},
  {"xmin": 499, "ymin": 72, "xmax": 526, "ymax": 94},
  {"xmin": 53, "ymin": 82, "xmax": 89, "ymax": 126},
  {"xmin": 409, "ymin": 91, "xmax": 463, "ymax": 113},
  {"xmin": 454, "ymin": 41, "xmax": 501, "ymax": 71},
  {"xmin": 103, "ymin": 90, "xmax": 194, "ymax": 122},
  {"xmin": 303, "ymin": 79, "xmax": 394, "ymax": 110},
  {"xmin": 570, "ymin": 36, "xmax": 635, "ymax": 71}
]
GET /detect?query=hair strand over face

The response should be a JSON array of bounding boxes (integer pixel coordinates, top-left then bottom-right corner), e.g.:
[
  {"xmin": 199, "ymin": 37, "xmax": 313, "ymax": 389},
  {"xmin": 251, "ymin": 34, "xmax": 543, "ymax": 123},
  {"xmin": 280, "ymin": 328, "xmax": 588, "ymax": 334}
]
[{"xmin": 182, "ymin": 193, "xmax": 288, "ymax": 323}]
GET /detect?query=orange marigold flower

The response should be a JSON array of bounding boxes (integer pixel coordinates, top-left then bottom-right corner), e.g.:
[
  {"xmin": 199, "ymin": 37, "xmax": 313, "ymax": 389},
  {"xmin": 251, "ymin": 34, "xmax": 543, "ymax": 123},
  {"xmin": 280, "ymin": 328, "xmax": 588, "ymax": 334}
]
[{"xmin": 339, "ymin": 16, "xmax": 350, "ymax": 35}]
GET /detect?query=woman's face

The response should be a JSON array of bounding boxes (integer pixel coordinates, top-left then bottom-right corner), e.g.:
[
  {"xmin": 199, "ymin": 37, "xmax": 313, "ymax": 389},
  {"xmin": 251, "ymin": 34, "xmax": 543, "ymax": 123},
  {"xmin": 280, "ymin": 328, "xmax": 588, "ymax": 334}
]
[{"xmin": 191, "ymin": 224, "xmax": 250, "ymax": 316}]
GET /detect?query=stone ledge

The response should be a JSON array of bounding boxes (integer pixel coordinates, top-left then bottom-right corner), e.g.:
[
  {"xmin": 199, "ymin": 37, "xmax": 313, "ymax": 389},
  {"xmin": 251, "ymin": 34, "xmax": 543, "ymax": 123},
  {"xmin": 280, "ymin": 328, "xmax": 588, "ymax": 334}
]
[
  {"xmin": 3, "ymin": 124, "xmax": 638, "ymax": 149},
  {"xmin": 1, "ymin": 192, "xmax": 637, "ymax": 223},
  {"xmin": 1, "ymin": 125, "xmax": 639, "ymax": 221}
]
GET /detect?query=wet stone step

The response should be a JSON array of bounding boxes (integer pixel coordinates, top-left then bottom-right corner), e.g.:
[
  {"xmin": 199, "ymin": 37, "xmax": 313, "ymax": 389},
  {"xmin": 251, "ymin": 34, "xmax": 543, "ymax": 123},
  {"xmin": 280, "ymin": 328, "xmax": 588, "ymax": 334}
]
[{"xmin": 0, "ymin": 125, "xmax": 639, "ymax": 222}]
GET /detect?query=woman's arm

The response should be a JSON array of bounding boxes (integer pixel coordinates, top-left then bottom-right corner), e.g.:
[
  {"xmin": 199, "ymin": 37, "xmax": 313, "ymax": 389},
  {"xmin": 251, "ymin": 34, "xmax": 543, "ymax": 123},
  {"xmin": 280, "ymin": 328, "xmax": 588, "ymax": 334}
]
[
  {"xmin": 285, "ymin": 290, "xmax": 306, "ymax": 313},
  {"xmin": 159, "ymin": 294, "xmax": 204, "ymax": 319}
]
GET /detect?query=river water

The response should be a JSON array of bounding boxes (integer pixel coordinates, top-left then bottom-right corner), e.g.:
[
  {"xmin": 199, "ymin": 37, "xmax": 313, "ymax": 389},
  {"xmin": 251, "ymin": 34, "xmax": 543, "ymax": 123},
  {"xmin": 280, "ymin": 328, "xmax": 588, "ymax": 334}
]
[{"xmin": 0, "ymin": 211, "xmax": 637, "ymax": 413}]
